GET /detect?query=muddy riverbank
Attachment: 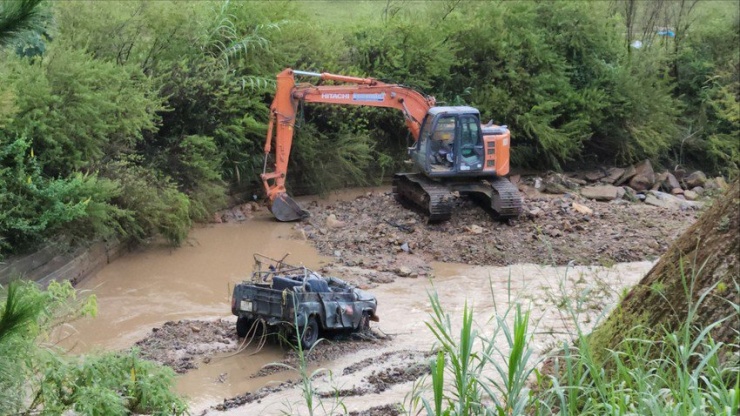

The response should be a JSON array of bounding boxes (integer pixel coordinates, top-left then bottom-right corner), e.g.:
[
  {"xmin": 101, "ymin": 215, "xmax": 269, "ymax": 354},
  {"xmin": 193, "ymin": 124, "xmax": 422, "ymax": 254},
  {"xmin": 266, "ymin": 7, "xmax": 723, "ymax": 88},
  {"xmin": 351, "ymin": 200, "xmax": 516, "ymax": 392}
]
[{"xmin": 59, "ymin": 186, "xmax": 698, "ymax": 414}]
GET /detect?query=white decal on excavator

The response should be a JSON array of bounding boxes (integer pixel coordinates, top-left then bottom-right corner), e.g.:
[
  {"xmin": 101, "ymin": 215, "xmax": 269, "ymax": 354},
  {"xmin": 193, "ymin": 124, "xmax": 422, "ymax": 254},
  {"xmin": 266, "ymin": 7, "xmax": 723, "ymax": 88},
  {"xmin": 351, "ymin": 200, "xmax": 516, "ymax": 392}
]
[
  {"xmin": 352, "ymin": 93, "xmax": 385, "ymax": 102},
  {"xmin": 321, "ymin": 93, "xmax": 351, "ymax": 100}
]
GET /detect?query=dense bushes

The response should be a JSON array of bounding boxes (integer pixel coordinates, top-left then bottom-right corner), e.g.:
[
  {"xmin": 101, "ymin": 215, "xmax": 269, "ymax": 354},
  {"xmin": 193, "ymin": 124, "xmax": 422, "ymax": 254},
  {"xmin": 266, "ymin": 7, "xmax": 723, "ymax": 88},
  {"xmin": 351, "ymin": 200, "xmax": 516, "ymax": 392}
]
[
  {"xmin": 0, "ymin": 280, "xmax": 187, "ymax": 415},
  {"xmin": 1, "ymin": 0, "xmax": 738, "ymax": 257}
]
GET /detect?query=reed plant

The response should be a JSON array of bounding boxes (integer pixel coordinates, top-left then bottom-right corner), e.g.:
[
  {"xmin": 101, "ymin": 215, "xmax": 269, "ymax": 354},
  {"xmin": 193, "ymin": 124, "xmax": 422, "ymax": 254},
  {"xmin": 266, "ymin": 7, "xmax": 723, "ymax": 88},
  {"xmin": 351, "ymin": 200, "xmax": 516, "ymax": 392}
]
[{"xmin": 413, "ymin": 266, "xmax": 738, "ymax": 415}]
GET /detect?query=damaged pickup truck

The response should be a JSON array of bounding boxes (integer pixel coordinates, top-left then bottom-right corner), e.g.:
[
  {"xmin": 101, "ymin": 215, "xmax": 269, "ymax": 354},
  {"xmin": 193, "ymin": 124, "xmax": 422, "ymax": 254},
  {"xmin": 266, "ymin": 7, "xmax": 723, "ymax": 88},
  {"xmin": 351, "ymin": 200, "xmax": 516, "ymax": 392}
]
[{"xmin": 231, "ymin": 254, "xmax": 379, "ymax": 349}]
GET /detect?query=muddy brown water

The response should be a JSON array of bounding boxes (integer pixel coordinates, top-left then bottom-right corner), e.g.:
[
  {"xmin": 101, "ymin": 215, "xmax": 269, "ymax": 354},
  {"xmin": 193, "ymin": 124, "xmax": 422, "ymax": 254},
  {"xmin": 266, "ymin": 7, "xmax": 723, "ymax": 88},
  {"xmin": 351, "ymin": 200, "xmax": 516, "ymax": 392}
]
[
  {"xmin": 63, "ymin": 213, "xmax": 329, "ymax": 408},
  {"xmin": 63, "ymin": 189, "xmax": 654, "ymax": 414}
]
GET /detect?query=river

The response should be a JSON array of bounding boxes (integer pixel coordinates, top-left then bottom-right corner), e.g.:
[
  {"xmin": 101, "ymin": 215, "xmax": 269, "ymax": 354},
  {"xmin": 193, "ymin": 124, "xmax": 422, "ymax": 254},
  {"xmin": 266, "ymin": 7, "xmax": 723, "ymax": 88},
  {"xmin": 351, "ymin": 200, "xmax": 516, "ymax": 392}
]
[{"xmin": 63, "ymin": 201, "xmax": 653, "ymax": 414}]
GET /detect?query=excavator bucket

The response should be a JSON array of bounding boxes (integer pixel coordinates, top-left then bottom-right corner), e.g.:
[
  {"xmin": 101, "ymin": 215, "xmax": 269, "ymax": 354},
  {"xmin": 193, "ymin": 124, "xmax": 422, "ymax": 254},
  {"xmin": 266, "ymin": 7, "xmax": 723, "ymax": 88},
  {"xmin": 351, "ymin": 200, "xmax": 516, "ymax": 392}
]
[{"xmin": 270, "ymin": 193, "xmax": 309, "ymax": 222}]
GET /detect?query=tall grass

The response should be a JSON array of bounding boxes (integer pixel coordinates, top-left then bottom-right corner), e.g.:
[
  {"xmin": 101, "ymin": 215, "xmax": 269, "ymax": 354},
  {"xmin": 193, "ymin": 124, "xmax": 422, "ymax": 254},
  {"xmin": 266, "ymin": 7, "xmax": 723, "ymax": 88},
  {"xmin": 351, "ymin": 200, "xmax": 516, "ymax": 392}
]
[
  {"xmin": 414, "ymin": 266, "xmax": 739, "ymax": 415},
  {"xmin": 412, "ymin": 289, "xmax": 537, "ymax": 416},
  {"xmin": 268, "ymin": 307, "xmax": 346, "ymax": 416}
]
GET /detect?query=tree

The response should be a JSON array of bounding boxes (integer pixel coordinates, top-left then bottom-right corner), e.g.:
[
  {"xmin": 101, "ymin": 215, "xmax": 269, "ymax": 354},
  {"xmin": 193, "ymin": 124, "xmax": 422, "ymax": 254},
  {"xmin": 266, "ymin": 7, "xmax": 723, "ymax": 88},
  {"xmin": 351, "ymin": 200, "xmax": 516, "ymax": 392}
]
[
  {"xmin": 590, "ymin": 180, "xmax": 739, "ymax": 364},
  {"xmin": 0, "ymin": 0, "xmax": 46, "ymax": 47}
]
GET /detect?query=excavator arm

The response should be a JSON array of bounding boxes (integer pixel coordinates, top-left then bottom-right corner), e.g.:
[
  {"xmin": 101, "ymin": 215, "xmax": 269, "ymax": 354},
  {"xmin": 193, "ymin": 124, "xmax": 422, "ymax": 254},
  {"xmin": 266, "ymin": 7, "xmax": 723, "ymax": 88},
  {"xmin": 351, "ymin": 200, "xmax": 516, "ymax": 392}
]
[{"xmin": 262, "ymin": 68, "xmax": 436, "ymax": 221}]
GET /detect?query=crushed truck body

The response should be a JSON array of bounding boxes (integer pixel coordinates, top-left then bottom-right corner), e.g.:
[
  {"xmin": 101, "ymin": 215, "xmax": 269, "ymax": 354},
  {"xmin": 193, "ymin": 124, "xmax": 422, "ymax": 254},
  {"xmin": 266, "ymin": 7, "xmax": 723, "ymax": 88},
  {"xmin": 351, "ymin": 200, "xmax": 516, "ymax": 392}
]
[{"xmin": 231, "ymin": 254, "xmax": 379, "ymax": 349}]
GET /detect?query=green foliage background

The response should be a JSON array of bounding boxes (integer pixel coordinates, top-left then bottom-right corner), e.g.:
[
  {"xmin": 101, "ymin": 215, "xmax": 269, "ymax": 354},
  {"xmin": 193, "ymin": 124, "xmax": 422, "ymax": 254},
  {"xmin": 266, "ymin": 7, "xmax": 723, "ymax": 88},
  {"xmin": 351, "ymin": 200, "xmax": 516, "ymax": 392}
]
[{"xmin": 1, "ymin": 0, "xmax": 738, "ymax": 257}]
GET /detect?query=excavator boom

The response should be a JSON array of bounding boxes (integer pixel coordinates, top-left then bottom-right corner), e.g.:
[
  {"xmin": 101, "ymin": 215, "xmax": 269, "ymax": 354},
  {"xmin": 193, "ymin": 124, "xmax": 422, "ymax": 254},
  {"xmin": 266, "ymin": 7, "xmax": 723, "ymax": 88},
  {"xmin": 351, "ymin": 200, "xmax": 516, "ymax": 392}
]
[{"xmin": 261, "ymin": 68, "xmax": 435, "ymax": 221}]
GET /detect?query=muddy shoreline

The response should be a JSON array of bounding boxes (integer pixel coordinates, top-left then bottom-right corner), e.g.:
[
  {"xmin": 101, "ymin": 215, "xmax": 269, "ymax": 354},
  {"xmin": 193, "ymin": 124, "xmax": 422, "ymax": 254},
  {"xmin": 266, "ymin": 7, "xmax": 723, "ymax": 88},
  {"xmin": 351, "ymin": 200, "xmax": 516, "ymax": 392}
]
[
  {"xmin": 70, "ymin": 185, "xmax": 700, "ymax": 415},
  {"xmin": 130, "ymin": 189, "xmax": 699, "ymax": 415}
]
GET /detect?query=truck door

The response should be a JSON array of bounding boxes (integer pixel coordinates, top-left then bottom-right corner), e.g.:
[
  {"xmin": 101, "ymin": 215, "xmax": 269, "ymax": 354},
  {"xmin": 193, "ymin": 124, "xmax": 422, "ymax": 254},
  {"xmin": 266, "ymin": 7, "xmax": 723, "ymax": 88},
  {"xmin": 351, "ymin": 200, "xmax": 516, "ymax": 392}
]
[{"xmin": 318, "ymin": 293, "xmax": 355, "ymax": 329}]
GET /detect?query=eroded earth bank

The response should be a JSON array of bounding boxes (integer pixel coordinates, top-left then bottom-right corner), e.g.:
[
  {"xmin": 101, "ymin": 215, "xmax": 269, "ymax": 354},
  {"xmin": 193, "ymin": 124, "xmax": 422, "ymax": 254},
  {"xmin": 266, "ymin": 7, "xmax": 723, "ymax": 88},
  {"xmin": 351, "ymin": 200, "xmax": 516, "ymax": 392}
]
[{"xmin": 61, "ymin": 184, "xmax": 701, "ymax": 415}]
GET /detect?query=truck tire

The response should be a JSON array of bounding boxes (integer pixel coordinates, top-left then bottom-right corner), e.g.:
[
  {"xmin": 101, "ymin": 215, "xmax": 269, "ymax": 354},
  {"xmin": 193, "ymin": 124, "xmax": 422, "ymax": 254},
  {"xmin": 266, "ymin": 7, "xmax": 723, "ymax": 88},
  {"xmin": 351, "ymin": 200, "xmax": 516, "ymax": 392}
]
[
  {"xmin": 300, "ymin": 316, "xmax": 319, "ymax": 350},
  {"xmin": 358, "ymin": 311, "xmax": 371, "ymax": 331},
  {"xmin": 236, "ymin": 316, "xmax": 252, "ymax": 338}
]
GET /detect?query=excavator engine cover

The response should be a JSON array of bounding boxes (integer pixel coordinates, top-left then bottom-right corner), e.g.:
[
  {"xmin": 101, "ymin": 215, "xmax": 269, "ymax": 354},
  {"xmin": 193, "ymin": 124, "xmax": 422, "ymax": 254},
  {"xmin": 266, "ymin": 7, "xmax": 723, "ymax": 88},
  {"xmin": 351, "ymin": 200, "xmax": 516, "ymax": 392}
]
[{"xmin": 270, "ymin": 193, "xmax": 309, "ymax": 222}]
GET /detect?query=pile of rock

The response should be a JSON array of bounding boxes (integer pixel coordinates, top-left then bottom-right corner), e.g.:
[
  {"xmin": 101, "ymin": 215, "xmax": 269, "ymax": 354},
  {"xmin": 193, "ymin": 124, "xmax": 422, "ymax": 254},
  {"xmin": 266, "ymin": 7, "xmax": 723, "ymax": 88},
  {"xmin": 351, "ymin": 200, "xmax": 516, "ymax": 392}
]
[{"xmin": 523, "ymin": 160, "xmax": 729, "ymax": 210}]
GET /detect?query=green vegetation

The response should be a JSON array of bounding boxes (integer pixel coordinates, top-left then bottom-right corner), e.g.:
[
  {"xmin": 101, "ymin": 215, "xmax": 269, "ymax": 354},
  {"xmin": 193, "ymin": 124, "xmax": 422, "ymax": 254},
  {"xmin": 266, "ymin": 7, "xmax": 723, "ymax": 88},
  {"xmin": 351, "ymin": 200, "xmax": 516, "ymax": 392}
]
[
  {"xmin": 0, "ymin": 280, "xmax": 186, "ymax": 415},
  {"xmin": 408, "ymin": 275, "xmax": 739, "ymax": 415},
  {"xmin": 1, "ymin": 0, "xmax": 738, "ymax": 257}
]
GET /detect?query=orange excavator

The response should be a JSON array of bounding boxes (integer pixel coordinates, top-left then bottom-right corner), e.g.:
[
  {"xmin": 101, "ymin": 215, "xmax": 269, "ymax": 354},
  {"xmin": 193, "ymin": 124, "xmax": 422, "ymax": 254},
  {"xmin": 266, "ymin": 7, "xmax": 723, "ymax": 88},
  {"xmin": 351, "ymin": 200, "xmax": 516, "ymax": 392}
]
[{"xmin": 261, "ymin": 68, "xmax": 522, "ymax": 222}]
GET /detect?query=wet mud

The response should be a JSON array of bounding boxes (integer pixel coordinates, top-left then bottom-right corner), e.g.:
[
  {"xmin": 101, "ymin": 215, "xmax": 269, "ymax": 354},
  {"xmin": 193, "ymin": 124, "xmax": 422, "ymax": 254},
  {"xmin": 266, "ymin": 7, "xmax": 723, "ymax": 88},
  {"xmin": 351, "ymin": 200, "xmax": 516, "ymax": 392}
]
[{"xmin": 62, "ymin": 186, "xmax": 698, "ymax": 415}]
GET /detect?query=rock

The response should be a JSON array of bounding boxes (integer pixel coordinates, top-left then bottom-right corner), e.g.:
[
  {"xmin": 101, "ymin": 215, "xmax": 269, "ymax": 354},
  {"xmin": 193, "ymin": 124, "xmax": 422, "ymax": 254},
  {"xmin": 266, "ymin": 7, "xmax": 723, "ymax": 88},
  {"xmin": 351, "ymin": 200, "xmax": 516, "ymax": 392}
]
[
  {"xmin": 704, "ymin": 178, "xmax": 719, "ymax": 190},
  {"xmin": 671, "ymin": 188, "xmax": 684, "ymax": 195},
  {"xmin": 644, "ymin": 193, "xmax": 671, "ymax": 209},
  {"xmin": 645, "ymin": 190, "xmax": 703, "ymax": 210},
  {"xmin": 652, "ymin": 172, "xmax": 668, "ymax": 191},
  {"xmin": 692, "ymin": 186, "xmax": 704, "ymax": 195},
  {"xmin": 400, "ymin": 242, "xmax": 410, "ymax": 253},
  {"xmin": 326, "ymin": 214, "xmax": 346, "ymax": 228},
  {"xmin": 190, "ymin": 326, "xmax": 201, "ymax": 333},
  {"xmin": 528, "ymin": 207, "xmax": 543, "ymax": 217},
  {"xmin": 396, "ymin": 266, "xmax": 412, "ymax": 277},
  {"xmin": 466, "ymin": 224, "xmax": 485, "ymax": 234},
  {"xmin": 572, "ymin": 202, "xmax": 593, "ymax": 215},
  {"xmin": 542, "ymin": 173, "xmax": 579, "ymax": 194},
  {"xmin": 605, "ymin": 167, "xmax": 626, "ymax": 184},
  {"xmin": 231, "ymin": 207, "xmax": 247, "ymax": 222},
  {"xmin": 561, "ymin": 220, "xmax": 573, "ymax": 232},
  {"xmin": 672, "ymin": 167, "xmax": 687, "ymax": 182},
  {"xmin": 616, "ymin": 187, "xmax": 626, "ymax": 199},
  {"xmin": 568, "ymin": 177, "xmax": 588, "ymax": 186},
  {"xmin": 610, "ymin": 198, "xmax": 630, "ymax": 205},
  {"xmin": 627, "ymin": 160, "xmax": 656, "ymax": 191},
  {"xmin": 543, "ymin": 182, "xmax": 570, "ymax": 194},
  {"xmin": 534, "ymin": 177, "xmax": 543, "ymax": 190},
  {"xmin": 580, "ymin": 185, "xmax": 621, "ymax": 201},
  {"xmin": 666, "ymin": 172, "xmax": 681, "ymax": 190},
  {"xmin": 614, "ymin": 165, "xmax": 637, "ymax": 186},
  {"xmin": 684, "ymin": 171, "xmax": 707, "ymax": 188},
  {"xmin": 585, "ymin": 170, "xmax": 606, "ymax": 182},
  {"xmin": 715, "ymin": 176, "xmax": 728, "ymax": 190},
  {"xmin": 334, "ymin": 250, "xmax": 342, "ymax": 257},
  {"xmin": 683, "ymin": 190, "xmax": 699, "ymax": 200},
  {"xmin": 509, "ymin": 174, "xmax": 521, "ymax": 186},
  {"xmin": 622, "ymin": 186, "xmax": 638, "ymax": 202}
]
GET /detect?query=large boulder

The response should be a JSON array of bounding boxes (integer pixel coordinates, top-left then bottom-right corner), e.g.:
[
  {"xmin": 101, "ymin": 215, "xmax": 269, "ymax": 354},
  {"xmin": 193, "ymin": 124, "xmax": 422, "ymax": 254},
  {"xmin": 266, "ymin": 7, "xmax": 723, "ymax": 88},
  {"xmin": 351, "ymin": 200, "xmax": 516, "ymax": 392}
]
[
  {"xmin": 652, "ymin": 172, "xmax": 668, "ymax": 191},
  {"xmin": 644, "ymin": 190, "xmax": 702, "ymax": 210},
  {"xmin": 684, "ymin": 171, "xmax": 707, "ymax": 188},
  {"xmin": 605, "ymin": 167, "xmax": 626, "ymax": 184},
  {"xmin": 580, "ymin": 185, "xmax": 621, "ymax": 201},
  {"xmin": 614, "ymin": 165, "xmax": 637, "ymax": 186},
  {"xmin": 666, "ymin": 172, "xmax": 681, "ymax": 190},
  {"xmin": 628, "ymin": 159, "xmax": 656, "ymax": 191},
  {"xmin": 683, "ymin": 190, "xmax": 699, "ymax": 201}
]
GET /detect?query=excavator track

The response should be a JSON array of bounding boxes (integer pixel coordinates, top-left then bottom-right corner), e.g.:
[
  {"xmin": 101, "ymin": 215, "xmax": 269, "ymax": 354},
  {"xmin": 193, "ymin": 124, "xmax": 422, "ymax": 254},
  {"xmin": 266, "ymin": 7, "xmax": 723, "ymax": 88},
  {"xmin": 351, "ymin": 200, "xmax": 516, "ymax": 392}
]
[
  {"xmin": 392, "ymin": 173, "xmax": 454, "ymax": 222},
  {"xmin": 489, "ymin": 177, "xmax": 523, "ymax": 218}
]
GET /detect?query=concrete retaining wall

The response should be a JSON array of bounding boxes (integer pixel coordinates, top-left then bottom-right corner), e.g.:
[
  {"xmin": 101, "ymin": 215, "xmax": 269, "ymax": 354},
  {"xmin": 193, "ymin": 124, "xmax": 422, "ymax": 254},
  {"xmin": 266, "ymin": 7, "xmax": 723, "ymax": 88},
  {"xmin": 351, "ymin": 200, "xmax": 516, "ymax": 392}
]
[{"xmin": 0, "ymin": 239, "xmax": 130, "ymax": 287}]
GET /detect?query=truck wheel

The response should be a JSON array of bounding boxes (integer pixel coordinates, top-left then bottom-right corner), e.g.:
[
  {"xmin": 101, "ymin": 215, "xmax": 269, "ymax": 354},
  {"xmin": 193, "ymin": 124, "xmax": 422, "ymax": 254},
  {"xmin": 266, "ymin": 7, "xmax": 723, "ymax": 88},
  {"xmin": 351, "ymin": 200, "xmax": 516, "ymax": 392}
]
[
  {"xmin": 300, "ymin": 317, "xmax": 319, "ymax": 349},
  {"xmin": 236, "ymin": 316, "xmax": 252, "ymax": 338},
  {"xmin": 358, "ymin": 311, "xmax": 371, "ymax": 331}
]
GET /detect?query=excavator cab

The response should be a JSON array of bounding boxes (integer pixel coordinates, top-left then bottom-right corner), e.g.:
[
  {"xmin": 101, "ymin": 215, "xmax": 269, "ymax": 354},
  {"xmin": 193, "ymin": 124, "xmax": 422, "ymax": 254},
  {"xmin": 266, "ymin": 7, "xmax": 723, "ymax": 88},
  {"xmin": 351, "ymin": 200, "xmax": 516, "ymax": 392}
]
[{"xmin": 412, "ymin": 107, "xmax": 487, "ymax": 178}]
